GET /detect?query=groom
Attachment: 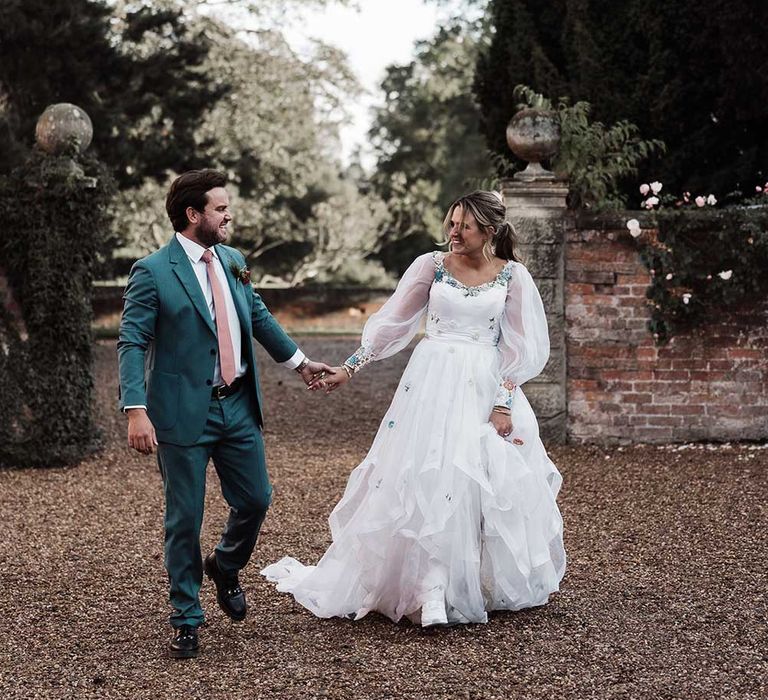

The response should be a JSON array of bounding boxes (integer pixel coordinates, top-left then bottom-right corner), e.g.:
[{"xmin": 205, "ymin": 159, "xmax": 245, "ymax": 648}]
[{"xmin": 118, "ymin": 169, "xmax": 330, "ymax": 658}]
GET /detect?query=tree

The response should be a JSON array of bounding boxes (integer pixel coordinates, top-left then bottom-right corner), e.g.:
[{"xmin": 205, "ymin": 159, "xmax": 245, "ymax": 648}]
[
  {"xmin": 0, "ymin": 0, "xmax": 224, "ymax": 188},
  {"xmin": 112, "ymin": 8, "xmax": 393, "ymax": 287},
  {"xmin": 369, "ymin": 21, "xmax": 494, "ymax": 274},
  {"xmin": 474, "ymin": 0, "xmax": 768, "ymax": 202}
]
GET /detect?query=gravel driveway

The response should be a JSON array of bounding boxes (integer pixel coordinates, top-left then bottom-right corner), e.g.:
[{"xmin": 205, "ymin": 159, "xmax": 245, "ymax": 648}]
[{"xmin": 0, "ymin": 338, "xmax": 764, "ymax": 699}]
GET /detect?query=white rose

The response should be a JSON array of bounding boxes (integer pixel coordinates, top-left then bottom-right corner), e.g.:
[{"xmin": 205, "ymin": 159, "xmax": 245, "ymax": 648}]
[
  {"xmin": 650, "ymin": 181, "xmax": 663, "ymax": 194},
  {"xmin": 718, "ymin": 270, "xmax": 733, "ymax": 280},
  {"xmin": 626, "ymin": 218, "xmax": 641, "ymax": 237},
  {"xmin": 706, "ymin": 194, "xmax": 717, "ymax": 206},
  {"xmin": 682, "ymin": 293, "xmax": 692, "ymax": 304},
  {"xmin": 647, "ymin": 196, "xmax": 659, "ymax": 206}
]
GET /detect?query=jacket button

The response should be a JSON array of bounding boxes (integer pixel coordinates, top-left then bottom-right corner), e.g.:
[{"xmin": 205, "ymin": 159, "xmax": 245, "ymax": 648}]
[
  {"xmin": 206, "ymin": 379, "xmax": 212, "ymax": 386},
  {"xmin": 210, "ymin": 348, "xmax": 216, "ymax": 355}
]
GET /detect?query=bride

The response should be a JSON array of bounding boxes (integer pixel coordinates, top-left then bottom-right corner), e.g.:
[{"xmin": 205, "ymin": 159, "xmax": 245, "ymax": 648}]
[{"xmin": 262, "ymin": 190, "xmax": 566, "ymax": 627}]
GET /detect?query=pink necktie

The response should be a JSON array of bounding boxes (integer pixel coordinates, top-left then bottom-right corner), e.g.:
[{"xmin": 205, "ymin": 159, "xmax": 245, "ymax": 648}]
[{"xmin": 201, "ymin": 249, "xmax": 236, "ymax": 386}]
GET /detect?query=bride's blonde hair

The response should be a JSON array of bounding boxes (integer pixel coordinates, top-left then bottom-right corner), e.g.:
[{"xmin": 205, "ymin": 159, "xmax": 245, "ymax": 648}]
[{"xmin": 441, "ymin": 190, "xmax": 520, "ymax": 262}]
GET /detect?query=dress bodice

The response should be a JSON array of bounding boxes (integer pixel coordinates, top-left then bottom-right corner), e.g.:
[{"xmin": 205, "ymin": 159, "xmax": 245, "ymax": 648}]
[
  {"xmin": 343, "ymin": 251, "xmax": 549, "ymax": 393},
  {"xmin": 425, "ymin": 252, "xmax": 514, "ymax": 346}
]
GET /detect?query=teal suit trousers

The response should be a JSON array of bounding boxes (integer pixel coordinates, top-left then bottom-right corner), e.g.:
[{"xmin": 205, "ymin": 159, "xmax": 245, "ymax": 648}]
[{"xmin": 158, "ymin": 382, "xmax": 270, "ymax": 628}]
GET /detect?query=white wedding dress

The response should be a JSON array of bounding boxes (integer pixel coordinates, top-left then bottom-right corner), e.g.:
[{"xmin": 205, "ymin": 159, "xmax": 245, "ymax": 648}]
[{"xmin": 262, "ymin": 251, "xmax": 566, "ymax": 625}]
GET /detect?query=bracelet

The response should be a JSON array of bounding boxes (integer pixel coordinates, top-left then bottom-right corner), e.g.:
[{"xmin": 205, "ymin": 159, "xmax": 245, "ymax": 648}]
[
  {"xmin": 492, "ymin": 407, "xmax": 511, "ymax": 415},
  {"xmin": 295, "ymin": 357, "xmax": 310, "ymax": 373},
  {"xmin": 342, "ymin": 364, "xmax": 354, "ymax": 379}
]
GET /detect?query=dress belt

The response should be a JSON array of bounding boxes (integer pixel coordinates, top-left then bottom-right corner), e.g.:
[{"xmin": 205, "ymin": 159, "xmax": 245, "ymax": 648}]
[{"xmin": 211, "ymin": 375, "xmax": 245, "ymax": 399}]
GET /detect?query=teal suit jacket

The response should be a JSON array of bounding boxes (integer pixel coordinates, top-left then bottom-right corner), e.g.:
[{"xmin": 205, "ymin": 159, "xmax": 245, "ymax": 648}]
[{"xmin": 117, "ymin": 235, "xmax": 297, "ymax": 445}]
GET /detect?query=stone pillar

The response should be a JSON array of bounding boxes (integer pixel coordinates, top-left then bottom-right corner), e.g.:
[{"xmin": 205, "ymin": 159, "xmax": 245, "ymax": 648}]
[
  {"xmin": 502, "ymin": 180, "xmax": 569, "ymax": 444},
  {"xmin": 502, "ymin": 107, "xmax": 569, "ymax": 443}
]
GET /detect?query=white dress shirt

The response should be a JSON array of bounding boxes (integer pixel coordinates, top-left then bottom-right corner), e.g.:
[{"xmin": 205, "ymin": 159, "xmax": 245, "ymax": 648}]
[
  {"xmin": 177, "ymin": 233, "xmax": 247, "ymax": 384},
  {"xmin": 175, "ymin": 233, "xmax": 306, "ymax": 381}
]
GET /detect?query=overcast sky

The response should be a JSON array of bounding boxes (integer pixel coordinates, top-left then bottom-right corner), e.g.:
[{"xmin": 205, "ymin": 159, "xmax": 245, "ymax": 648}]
[{"xmin": 284, "ymin": 0, "xmax": 442, "ymax": 167}]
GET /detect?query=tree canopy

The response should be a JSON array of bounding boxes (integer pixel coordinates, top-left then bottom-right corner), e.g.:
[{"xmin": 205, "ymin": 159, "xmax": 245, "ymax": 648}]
[
  {"xmin": 475, "ymin": 0, "xmax": 768, "ymax": 201},
  {"xmin": 0, "ymin": 0, "xmax": 224, "ymax": 188},
  {"xmin": 111, "ymin": 6, "xmax": 392, "ymax": 286},
  {"xmin": 369, "ymin": 21, "xmax": 494, "ymax": 274}
]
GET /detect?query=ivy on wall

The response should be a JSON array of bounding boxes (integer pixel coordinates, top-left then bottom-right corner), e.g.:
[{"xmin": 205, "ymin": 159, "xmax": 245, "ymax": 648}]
[
  {"xmin": 0, "ymin": 147, "xmax": 115, "ymax": 467},
  {"xmin": 635, "ymin": 208, "xmax": 768, "ymax": 343}
]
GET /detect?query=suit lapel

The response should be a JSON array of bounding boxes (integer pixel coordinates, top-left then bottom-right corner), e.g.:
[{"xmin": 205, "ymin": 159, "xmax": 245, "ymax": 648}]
[
  {"xmin": 168, "ymin": 236, "xmax": 217, "ymax": 337},
  {"xmin": 216, "ymin": 245, "xmax": 250, "ymax": 334}
]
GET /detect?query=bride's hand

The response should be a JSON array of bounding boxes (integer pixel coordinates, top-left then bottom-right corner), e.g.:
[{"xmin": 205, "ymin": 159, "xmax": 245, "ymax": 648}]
[
  {"xmin": 489, "ymin": 410, "xmax": 513, "ymax": 438},
  {"xmin": 308, "ymin": 366, "xmax": 350, "ymax": 393}
]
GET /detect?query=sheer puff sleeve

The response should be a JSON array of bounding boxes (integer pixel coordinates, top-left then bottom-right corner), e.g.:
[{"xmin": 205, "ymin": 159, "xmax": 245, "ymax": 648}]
[
  {"xmin": 494, "ymin": 263, "xmax": 550, "ymax": 409},
  {"xmin": 344, "ymin": 252, "xmax": 436, "ymax": 372}
]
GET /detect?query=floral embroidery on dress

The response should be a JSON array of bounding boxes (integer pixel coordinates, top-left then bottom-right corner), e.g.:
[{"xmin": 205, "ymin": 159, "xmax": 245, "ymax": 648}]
[
  {"xmin": 432, "ymin": 251, "xmax": 514, "ymax": 296},
  {"xmin": 345, "ymin": 344, "xmax": 376, "ymax": 373},
  {"xmin": 495, "ymin": 379, "xmax": 518, "ymax": 410}
]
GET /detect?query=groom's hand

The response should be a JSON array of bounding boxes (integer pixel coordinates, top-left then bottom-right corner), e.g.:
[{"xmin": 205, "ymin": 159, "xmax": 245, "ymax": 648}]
[
  {"xmin": 126, "ymin": 408, "xmax": 158, "ymax": 455},
  {"xmin": 297, "ymin": 360, "xmax": 334, "ymax": 388}
]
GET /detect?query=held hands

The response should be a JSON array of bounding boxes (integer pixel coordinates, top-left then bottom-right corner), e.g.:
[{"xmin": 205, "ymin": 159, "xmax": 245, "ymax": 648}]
[
  {"xmin": 308, "ymin": 366, "xmax": 350, "ymax": 393},
  {"xmin": 127, "ymin": 408, "xmax": 158, "ymax": 455},
  {"xmin": 296, "ymin": 359, "xmax": 334, "ymax": 387}
]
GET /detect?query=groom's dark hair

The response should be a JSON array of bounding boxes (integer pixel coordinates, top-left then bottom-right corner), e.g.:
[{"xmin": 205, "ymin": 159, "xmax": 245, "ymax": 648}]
[{"xmin": 166, "ymin": 169, "xmax": 228, "ymax": 232}]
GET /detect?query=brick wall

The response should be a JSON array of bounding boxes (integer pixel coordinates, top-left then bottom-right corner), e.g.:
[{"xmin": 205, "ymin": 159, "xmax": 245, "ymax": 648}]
[{"xmin": 566, "ymin": 222, "xmax": 768, "ymax": 443}]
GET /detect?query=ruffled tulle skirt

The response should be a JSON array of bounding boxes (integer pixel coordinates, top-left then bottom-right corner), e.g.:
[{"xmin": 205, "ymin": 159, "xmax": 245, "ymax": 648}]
[{"xmin": 261, "ymin": 336, "xmax": 566, "ymax": 625}]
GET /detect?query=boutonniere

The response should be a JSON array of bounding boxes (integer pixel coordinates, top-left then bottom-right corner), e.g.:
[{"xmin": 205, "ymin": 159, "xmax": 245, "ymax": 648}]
[{"xmin": 229, "ymin": 262, "xmax": 251, "ymax": 284}]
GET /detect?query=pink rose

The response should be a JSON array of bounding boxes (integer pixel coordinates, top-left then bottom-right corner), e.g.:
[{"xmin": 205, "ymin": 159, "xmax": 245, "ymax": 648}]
[{"xmin": 695, "ymin": 196, "xmax": 705, "ymax": 207}]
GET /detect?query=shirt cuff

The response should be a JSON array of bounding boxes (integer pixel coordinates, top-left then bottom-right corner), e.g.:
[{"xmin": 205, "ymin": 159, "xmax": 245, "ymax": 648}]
[
  {"xmin": 280, "ymin": 348, "xmax": 306, "ymax": 370},
  {"xmin": 123, "ymin": 405, "xmax": 147, "ymax": 412}
]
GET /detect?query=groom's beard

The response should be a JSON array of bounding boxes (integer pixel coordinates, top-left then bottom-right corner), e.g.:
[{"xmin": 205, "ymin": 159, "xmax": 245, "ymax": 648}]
[{"xmin": 196, "ymin": 219, "xmax": 227, "ymax": 248}]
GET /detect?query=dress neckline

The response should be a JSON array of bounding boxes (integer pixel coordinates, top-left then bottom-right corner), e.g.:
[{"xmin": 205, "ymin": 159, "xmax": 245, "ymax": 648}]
[{"xmin": 433, "ymin": 251, "xmax": 514, "ymax": 293}]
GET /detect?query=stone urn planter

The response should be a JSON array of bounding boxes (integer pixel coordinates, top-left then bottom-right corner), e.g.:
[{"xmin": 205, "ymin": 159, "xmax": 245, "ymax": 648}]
[{"xmin": 506, "ymin": 108, "xmax": 560, "ymax": 182}]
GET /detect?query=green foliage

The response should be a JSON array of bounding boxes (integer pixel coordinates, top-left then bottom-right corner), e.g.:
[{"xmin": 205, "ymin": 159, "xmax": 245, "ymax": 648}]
[
  {"xmin": 0, "ymin": 147, "xmax": 115, "ymax": 467},
  {"xmin": 0, "ymin": 0, "xmax": 224, "ymax": 188},
  {"xmin": 111, "ymin": 13, "xmax": 388, "ymax": 287},
  {"xmin": 369, "ymin": 22, "xmax": 495, "ymax": 275},
  {"xmin": 637, "ymin": 207, "xmax": 768, "ymax": 344},
  {"xmin": 511, "ymin": 85, "xmax": 665, "ymax": 209},
  {"xmin": 474, "ymin": 0, "xmax": 768, "ymax": 204}
]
